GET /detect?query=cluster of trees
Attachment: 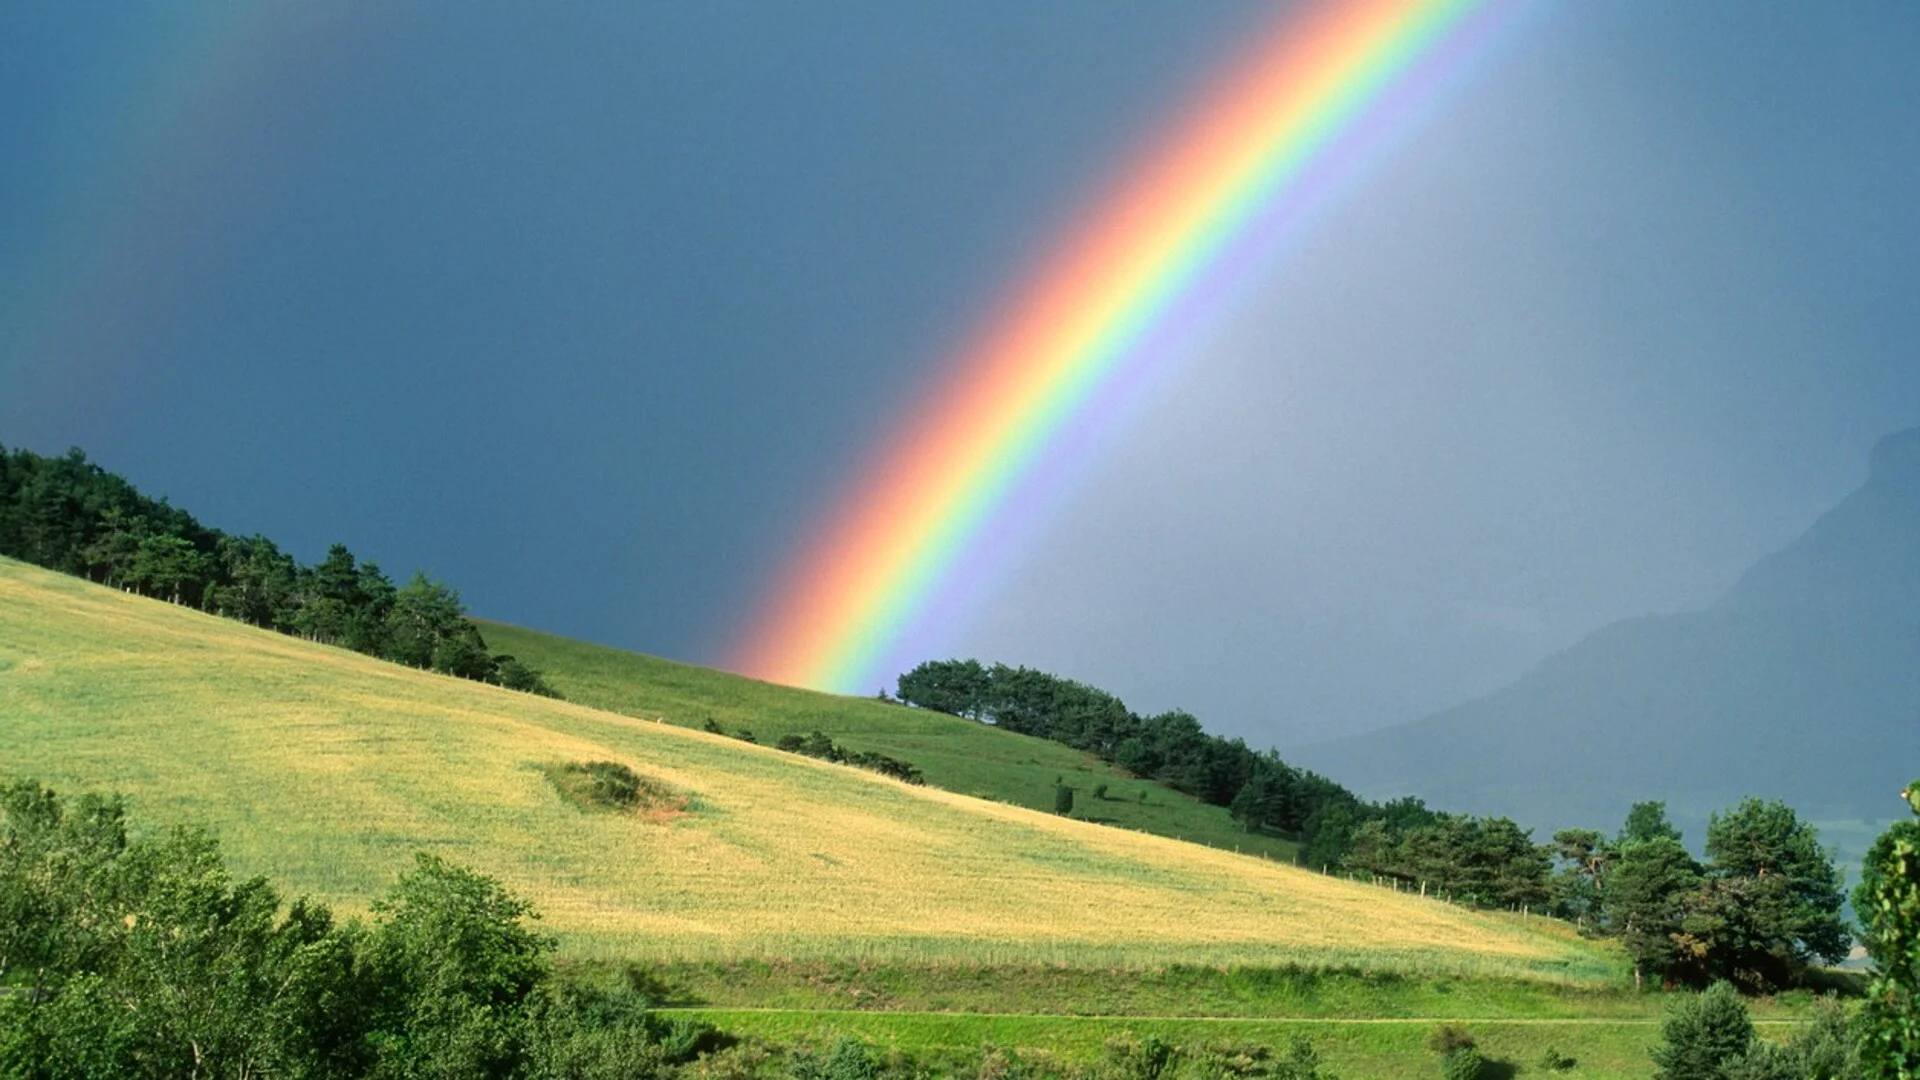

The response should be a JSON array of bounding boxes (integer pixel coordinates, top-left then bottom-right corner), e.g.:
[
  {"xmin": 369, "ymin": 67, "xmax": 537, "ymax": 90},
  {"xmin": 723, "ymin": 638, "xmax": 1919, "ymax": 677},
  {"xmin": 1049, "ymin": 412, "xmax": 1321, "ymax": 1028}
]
[
  {"xmin": 1542, "ymin": 800, "xmax": 1849, "ymax": 992},
  {"xmin": 1636, "ymin": 783, "xmax": 1920, "ymax": 1078},
  {"xmin": 772, "ymin": 730, "xmax": 925, "ymax": 785},
  {"xmin": 1342, "ymin": 813, "xmax": 1553, "ymax": 912},
  {"xmin": 0, "ymin": 444, "xmax": 556, "ymax": 696},
  {"xmin": 896, "ymin": 659, "xmax": 1410, "ymax": 865},
  {"xmin": 0, "ymin": 779, "xmax": 716, "ymax": 1079}
]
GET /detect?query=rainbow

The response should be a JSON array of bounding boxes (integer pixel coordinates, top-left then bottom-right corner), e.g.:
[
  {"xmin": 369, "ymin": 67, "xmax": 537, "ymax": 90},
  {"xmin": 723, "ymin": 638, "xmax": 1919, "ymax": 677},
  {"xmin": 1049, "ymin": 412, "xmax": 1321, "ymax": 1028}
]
[{"xmin": 733, "ymin": 0, "xmax": 1532, "ymax": 693}]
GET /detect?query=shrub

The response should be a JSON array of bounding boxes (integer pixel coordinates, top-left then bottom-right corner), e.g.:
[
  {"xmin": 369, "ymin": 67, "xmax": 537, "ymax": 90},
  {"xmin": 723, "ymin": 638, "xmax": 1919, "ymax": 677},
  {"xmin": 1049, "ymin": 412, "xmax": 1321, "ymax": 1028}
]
[
  {"xmin": 1097, "ymin": 1035, "xmax": 1179, "ymax": 1080},
  {"xmin": 789, "ymin": 1037, "xmax": 881, "ymax": 1080},
  {"xmin": 1094, "ymin": 783, "xmax": 1109, "ymax": 800},
  {"xmin": 545, "ymin": 761, "xmax": 683, "ymax": 816},
  {"xmin": 493, "ymin": 655, "xmax": 561, "ymax": 697},
  {"xmin": 1425, "ymin": 1025, "xmax": 1476, "ymax": 1055},
  {"xmin": 1054, "ymin": 785, "xmax": 1075, "ymax": 816},
  {"xmin": 1441, "ymin": 1045, "xmax": 1484, "ymax": 1080},
  {"xmin": 1537, "ymin": 1045, "xmax": 1575, "ymax": 1072},
  {"xmin": 1651, "ymin": 981, "xmax": 1755, "ymax": 1080}
]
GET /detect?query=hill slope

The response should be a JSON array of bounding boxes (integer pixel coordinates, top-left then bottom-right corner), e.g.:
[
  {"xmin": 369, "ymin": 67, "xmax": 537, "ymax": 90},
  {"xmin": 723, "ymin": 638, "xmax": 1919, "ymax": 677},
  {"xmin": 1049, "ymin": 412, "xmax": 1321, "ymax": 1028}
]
[
  {"xmin": 477, "ymin": 620, "xmax": 1299, "ymax": 861},
  {"xmin": 0, "ymin": 557, "xmax": 1609, "ymax": 978},
  {"xmin": 1296, "ymin": 427, "xmax": 1920, "ymax": 838}
]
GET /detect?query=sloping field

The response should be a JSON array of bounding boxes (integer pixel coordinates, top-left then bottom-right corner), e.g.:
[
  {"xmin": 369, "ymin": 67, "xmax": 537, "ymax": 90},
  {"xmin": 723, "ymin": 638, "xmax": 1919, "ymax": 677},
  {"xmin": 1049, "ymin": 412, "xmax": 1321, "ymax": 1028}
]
[
  {"xmin": 477, "ymin": 620, "xmax": 1300, "ymax": 861},
  {"xmin": 0, "ymin": 558, "xmax": 1616, "ymax": 979}
]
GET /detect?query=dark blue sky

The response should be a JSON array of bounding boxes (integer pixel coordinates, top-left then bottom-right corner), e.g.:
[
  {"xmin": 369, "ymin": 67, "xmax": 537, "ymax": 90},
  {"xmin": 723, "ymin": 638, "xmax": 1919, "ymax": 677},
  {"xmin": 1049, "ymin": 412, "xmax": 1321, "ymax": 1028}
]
[{"xmin": 4, "ymin": 2, "xmax": 1917, "ymax": 745}]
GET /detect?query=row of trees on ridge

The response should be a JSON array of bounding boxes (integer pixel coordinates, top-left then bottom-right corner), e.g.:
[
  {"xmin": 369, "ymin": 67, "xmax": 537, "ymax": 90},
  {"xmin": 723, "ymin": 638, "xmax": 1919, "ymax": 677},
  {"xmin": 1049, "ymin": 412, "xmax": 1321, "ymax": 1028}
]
[
  {"xmin": 0, "ymin": 444, "xmax": 556, "ymax": 696},
  {"xmin": 896, "ymin": 658, "xmax": 1877, "ymax": 994}
]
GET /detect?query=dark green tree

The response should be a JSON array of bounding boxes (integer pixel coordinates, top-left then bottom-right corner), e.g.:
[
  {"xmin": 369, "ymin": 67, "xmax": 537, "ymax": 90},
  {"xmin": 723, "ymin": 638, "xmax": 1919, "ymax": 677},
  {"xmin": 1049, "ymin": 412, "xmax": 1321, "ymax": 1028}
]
[
  {"xmin": 1551, "ymin": 827, "xmax": 1611, "ymax": 927},
  {"xmin": 1650, "ymin": 981, "xmax": 1756, "ymax": 1080},
  {"xmin": 360, "ymin": 853, "xmax": 555, "ymax": 1080},
  {"xmin": 1694, "ymin": 797, "xmax": 1849, "ymax": 987},
  {"xmin": 895, "ymin": 659, "xmax": 991, "ymax": 719},
  {"xmin": 1622, "ymin": 801, "xmax": 1685, "ymax": 846},
  {"xmin": 1605, "ymin": 835, "xmax": 1702, "ymax": 990}
]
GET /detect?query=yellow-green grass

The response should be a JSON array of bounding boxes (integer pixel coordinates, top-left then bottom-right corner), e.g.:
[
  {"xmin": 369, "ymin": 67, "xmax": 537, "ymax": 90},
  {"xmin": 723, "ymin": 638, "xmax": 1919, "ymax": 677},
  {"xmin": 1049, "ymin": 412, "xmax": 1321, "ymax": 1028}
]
[
  {"xmin": 674, "ymin": 1010, "xmax": 1810, "ymax": 1080},
  {"xmin": 1, "ymin": 557, "xmax": 1614, "ymax": 979},
  {"xmin": 477, "ymin": 620, "xmax": 1300, "ymax": 862}
]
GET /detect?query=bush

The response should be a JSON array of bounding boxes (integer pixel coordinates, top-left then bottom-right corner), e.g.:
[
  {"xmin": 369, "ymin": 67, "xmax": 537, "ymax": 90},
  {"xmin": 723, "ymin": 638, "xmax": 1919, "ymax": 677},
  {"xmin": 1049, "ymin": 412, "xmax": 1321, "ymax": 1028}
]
[
  {"xmin": 1651, "ymin": 981, "xmax": 1756, "ymax": 1080},
  {"xmin": 493, "ymin": 654, "xmax": 561, "ymax": 697},
  {"xmin": 546, "ymin": 761, "xmax": 683, "ymax": 815},
  {"xmin": 1441, "ymin": 1046, "xmax": 1484, "ymax": 1080},
  {"xmin": 1054, "ymin": 785, "xmax": 1075, "ymax": 816},
  {"xmin": 789, "ymin": 1037, "xmax": 881, "ymax": 1080},
  {"xmin": 1096, "ymin": 1034, "xmax": 1179, "ymax": 1080},
  {"xmin": 1425, "ymin": 1025, "xmax": 1476, "ymax": 1055},
  {"xmin": 1185, "ymin": 1037, "xmax": 1333, "ymax": 1080},
  {"xmin": 1537, "ymin": 1045, "xmax": 1575, "ymax": 1072},
  {"xmin": 1094, "ymin": 783, "xmax": 1109, "ymax": 800}
]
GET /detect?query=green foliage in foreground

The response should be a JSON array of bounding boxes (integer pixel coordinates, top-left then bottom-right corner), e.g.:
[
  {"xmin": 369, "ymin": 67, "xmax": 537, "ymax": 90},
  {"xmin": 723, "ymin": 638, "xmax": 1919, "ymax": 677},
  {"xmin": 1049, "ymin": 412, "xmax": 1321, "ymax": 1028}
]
[
  {"xmin": 1651, "ymin": 983, "xmax": 1861, "ymax": 1080},
  {"xmin": 0, "ymin": 780, "xmax": 714, "ymax": 1079},
  {"xmin": 1856, "ymin": 779, "xmax": 1920, "ymax": 1078}
]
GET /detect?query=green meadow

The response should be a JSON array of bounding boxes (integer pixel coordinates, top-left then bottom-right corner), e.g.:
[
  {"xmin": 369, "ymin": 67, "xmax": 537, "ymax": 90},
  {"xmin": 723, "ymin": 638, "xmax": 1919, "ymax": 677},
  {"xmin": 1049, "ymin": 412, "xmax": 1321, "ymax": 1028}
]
[{"xmin": 478, "ymin": 619, "xmax": 1303, "ymax": 862}]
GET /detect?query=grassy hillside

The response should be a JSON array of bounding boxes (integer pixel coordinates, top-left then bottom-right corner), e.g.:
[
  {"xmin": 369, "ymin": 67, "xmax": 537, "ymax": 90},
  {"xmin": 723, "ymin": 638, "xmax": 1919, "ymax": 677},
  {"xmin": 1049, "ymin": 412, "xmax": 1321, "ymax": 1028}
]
[
  {"xmin": 0, "ymin": 556, "xmax": 1614, "ymax": 979},
  {"xmin": 477, "ymin": 620, "xmax": 1301, "ymax": 862}
]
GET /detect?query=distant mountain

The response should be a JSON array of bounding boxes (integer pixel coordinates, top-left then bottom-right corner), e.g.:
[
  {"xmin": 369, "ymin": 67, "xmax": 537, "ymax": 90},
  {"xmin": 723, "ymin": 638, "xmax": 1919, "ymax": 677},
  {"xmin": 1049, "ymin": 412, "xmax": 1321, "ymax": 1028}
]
[{"xmin": 1295, "ymin": 427, "xmax": 1920, "ymax": 841}]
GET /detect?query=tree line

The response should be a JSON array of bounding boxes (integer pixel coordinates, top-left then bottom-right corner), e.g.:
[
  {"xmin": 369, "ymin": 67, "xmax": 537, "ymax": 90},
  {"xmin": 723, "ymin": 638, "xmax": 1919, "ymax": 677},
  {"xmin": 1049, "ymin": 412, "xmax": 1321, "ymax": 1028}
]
[
  {"xmin": 0, "ymin": 444, "xmax": 556, "ymax": 696},
  {"xmin": 895, "ymin": 658, "xmax": 1892, "ymax": 996},
  {"xmin": 895, "ymin": 658, "xmax": 1440, "ymax": 867}
]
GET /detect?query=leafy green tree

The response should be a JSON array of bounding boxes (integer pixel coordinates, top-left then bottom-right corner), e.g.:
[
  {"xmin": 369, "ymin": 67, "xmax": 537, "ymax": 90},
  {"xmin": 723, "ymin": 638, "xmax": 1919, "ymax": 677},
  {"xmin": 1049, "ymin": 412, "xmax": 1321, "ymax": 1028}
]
[
  {"xmin": 494, "ymin": 655, "xmax": 560, "ymax": 697},
  {"xmin": 130, "ymin": 533, "xmax": 212, "ymax": 605},
  {"xmin": 1856, "ymin": 779, "xmax": 1920, "ymax": 1078},
  {"xmin": 1302, "ymin": 804, "xmax": 1358, "ymax": 873},
  {"xmin": 1623, "ymin": 801, "xmax": 1684, "ymax": 846},
  {"xmin": 1605, "ymin": 835, "xmax": 1702, "ymax": 990},
  {"xmin": 1694, "ymin": 798, "xmax": 1849, "ymax": 987},
  {"xmin": 1054, "ymin": 785, "xmax": 1075, "ymax": 816},
  {"xmin": 387, "ymin": 571, "xmax": 459, "ymax": 667},
  {"xmin": 0, "ymin": 783, "xmax": 369, "ymax": 1079},
  {"xmin": 1551, "ymin": 827, "xmax": 1611, "ymax": 927},
  {"xmin": 895, "ymin": 659, "xmax": 990, "ymax": 719},
  {"xmin": 361, "ymin": 853, "xmax": 556, "ymax": 1080},
  {"xmin": 1651, "ymin": 981, "xmax": 1756, "ymax": 1080},
  {"xmin": 0, "ymin": 781, "xmax": 129, "ymax": 995}
]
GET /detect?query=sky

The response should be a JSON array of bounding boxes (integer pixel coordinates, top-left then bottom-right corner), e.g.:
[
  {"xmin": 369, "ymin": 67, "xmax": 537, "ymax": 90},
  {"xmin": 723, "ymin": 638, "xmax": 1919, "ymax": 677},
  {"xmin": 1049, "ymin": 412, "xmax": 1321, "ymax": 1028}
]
[{"xmin": 3, "ymin": 1, "xmax": 1917, "ymax": 748}]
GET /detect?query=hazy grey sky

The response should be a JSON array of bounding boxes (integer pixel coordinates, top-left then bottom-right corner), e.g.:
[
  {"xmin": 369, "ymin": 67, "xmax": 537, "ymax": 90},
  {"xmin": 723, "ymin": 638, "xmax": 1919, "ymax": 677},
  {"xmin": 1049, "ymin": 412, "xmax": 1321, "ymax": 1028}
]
[{"xmin": 4, "ymin": 2, "xmax": 1916, "ymax": 747}]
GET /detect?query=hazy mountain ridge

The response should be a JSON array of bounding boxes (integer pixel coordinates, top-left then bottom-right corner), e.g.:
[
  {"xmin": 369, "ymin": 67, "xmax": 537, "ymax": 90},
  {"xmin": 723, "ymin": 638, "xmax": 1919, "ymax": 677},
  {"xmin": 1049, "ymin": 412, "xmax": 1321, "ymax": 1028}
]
[{"xmin": 1295, "ymin": 428, "xmax": 1920, "ymax": 837}]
